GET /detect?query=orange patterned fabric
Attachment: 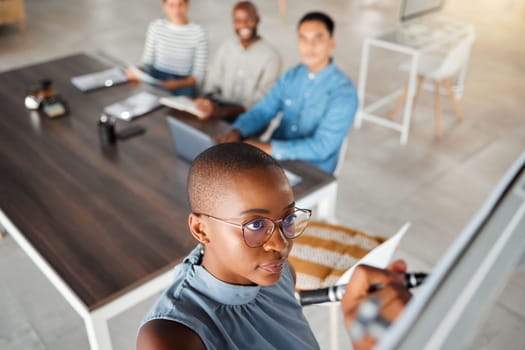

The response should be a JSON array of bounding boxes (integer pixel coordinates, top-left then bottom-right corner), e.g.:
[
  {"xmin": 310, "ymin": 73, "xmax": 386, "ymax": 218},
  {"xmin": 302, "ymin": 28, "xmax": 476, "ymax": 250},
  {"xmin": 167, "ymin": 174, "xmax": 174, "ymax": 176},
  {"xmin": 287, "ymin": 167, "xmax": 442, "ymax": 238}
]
[{"xmin": 289, "ymin": 221, "xmax": 386, "ymax": 290}]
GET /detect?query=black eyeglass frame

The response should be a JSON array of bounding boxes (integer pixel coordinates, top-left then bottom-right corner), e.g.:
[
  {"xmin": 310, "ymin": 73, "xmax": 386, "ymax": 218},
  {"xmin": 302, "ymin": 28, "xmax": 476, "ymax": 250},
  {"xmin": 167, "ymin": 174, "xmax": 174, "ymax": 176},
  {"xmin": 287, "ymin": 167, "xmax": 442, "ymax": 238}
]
[{"xmin": 194, "ymin": 207, "xmax": 312, "ymax": 248}]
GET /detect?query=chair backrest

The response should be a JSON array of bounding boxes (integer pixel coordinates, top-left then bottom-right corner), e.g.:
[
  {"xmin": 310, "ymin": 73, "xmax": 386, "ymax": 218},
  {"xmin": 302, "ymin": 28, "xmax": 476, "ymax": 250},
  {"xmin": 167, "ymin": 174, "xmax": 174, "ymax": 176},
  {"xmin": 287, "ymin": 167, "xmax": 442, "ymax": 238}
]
[
  {"xmin": 432, "ymin": 29, "xmax": 476, "ymax": 80},
  {"xmin": 258, "ymin": 112, "xmax": 283, "ymax": 143},
  {"xmin": 333, "ymin": 136, "xmax": 349, "ymax": 177},
  {"xmin": 289, "ymin": 220, "xmax": 387, "ymax": 290}
]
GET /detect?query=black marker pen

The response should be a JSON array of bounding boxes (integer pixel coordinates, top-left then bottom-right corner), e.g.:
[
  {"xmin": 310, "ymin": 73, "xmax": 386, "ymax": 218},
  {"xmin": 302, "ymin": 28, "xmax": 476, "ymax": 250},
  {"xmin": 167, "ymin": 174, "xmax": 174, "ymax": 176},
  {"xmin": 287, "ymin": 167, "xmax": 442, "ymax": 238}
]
[
  {"xmin": 368, "ymin": 272, "xmax": 428, "ymax": 293},
  {"xmin": 297, "ymin": 272, "xmax": 428, "ymax": 306}
]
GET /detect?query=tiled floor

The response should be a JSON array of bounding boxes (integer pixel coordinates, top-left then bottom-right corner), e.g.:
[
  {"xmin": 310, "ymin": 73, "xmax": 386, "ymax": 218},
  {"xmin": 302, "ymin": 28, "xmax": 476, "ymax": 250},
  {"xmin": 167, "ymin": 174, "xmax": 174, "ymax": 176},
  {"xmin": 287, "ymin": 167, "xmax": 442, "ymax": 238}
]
[{"xmin": 1, "ymin": 0, "xmax": 524, "ymax": 349}]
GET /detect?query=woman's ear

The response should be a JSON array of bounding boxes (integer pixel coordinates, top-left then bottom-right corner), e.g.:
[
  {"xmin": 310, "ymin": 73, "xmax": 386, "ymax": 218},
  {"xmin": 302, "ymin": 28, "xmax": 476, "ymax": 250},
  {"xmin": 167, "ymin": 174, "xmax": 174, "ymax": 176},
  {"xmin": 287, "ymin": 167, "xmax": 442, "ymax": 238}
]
[{"xmin": 188, "ymin": 213, "xmax": 210, "ymax": 244}]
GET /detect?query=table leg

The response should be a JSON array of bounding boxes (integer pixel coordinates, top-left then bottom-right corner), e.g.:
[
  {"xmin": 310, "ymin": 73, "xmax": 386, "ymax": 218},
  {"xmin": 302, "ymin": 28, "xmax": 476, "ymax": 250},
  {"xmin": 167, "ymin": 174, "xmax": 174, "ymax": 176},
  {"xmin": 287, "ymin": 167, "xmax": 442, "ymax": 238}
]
[
  {"xmin": 329, "ymin": 304, "xmax": 340, "ymax": 350},
  {"xmin": 1, "ymin": 209, "xmax": 165, "ymax": 350},
  {"xmin": 399, "ymin": 53, "xmax": 420, "ymax": 144},
  {"xmin": 85, "ymin": 311, "xmax": 113, "ymax": 350},
  {"xmin": 81, "ymin": 269, "xmax": 173, "ymax": 350},
  {"xmin": 296, "ymin": 181, "xmax": 338, "ymax": 223},
  {"xmin": 355, "ymin": 39, "xmax": 371, "ymax": 129},
  {"xmin": 314, "ymin": 182, "xmax": 338, "ymax": 223}
]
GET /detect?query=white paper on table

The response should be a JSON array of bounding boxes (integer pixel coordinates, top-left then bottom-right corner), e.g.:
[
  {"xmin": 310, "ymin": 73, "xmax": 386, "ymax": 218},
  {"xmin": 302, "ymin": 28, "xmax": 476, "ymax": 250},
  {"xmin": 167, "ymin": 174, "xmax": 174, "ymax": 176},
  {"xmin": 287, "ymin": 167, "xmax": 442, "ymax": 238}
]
[
  {"xmin": 336, "ymin": 222, "xmax": 411, "ymax": 285},
  {"xmin": 159, "ymin": 96, "xmax": 207, "ymax": 119},
  {"xmin": 128, "ymin": 65, "xmax": 162, "ymax": 86}
]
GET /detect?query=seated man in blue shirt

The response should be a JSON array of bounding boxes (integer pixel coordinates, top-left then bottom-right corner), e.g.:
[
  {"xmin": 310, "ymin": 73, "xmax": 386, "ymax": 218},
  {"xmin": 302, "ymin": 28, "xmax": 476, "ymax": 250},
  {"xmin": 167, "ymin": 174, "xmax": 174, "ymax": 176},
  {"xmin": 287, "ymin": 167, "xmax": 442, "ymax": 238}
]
[{"xmin": 216, "ymin": 11, "xmax": 358, "ymax": 174}]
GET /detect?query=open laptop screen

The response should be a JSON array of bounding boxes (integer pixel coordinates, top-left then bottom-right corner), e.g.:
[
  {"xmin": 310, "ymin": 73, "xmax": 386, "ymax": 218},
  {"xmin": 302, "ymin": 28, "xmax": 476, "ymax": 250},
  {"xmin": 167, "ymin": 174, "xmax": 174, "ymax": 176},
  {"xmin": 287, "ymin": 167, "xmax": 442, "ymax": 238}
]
[
  {"xmin": 166, "ymin": 116, "xmax": 215, "ymax": 163},
  {"xmin": 166, "ymin": 116, "xmax": 303, "ymax": 186},
  {"xmin": 400, "ymin": 0, "xmax": 445, "ymax": 21}
]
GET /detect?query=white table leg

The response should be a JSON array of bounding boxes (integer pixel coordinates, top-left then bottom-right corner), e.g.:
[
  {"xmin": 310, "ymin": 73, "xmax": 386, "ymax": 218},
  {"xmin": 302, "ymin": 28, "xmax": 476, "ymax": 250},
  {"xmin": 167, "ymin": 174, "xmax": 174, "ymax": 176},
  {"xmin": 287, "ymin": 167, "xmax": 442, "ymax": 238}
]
[
  {"xmin": 355, "ymin": 39, "xmax": 371, "ymax": 129},
  {"xmin": 399, "ymin": 53, "xmax": 420, "ymax": 144},
  {"xmin": 329, "ymin": 303, "xmax": 340, "ymax": 350},
  {"xmin": 296, "ymin": 181, "xmax": 338, "ymax": 223},
  {"xmin": 85, "ymin": 310, "xmax": 113, "ymax": 350},
  {"xmin": 314, "ymin": 182, "xmax": 338, "ymax": 223},
  {"xmin": 0, "ymin": 210, "xmax": 175, "ymax": 350},
  {"xmin": 82, "ymin": 268, "xmax": 174, "ymax": 350}
]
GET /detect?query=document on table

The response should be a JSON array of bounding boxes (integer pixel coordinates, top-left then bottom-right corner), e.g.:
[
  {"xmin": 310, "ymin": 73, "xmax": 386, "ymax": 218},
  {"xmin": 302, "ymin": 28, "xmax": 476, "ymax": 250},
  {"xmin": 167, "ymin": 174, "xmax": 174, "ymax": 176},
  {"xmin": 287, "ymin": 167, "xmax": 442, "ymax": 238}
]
[
  {"xmin": 71, "ymin": 67, "xmax": 128, "ymax": 92},
  {"xmin": 160, "ymin": 96, "xmax": 207, "ymax": 119},
  {"xmin": 128, "ymin": 65, "xmax": 162, "ymax": 86},
  {"xmin": 336, "ymin": 222, "xmax": 411, "ymax": 285},
  {"xmin": 104, "ymin": 91, "xmax": 162, "ymax": 121}
]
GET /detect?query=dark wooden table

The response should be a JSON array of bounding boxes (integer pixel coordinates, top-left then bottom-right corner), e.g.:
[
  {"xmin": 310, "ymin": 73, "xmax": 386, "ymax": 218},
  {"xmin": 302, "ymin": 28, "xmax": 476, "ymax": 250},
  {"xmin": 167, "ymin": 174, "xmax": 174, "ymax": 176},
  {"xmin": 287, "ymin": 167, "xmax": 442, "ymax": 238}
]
[{"xmin": 0, "ymin": 53, "xmax": 336, "ymax": 349}]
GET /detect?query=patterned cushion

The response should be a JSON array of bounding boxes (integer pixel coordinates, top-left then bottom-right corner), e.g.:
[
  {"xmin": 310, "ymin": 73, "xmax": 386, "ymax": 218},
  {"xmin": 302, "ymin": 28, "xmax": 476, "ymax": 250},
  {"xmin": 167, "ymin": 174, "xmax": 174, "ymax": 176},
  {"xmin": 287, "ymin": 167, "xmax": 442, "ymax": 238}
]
[{"xmin": 289, "ymin": 221, "xmax": 386, "ymax": 290}]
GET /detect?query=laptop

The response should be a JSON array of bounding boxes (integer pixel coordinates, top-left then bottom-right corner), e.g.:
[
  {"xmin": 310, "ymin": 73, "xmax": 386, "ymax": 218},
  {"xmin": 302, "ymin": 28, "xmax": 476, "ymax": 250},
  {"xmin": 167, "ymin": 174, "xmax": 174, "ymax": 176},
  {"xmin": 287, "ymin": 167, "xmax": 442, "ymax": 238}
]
[
  {"xmin": 396, "ymin": 0, "xmax": 458, "ymax": 47},
  {"xmin": 400, "ymin": 0, "xmax": 445, "ymax": 22},
  {"xmin": 104, "ymin": 91, "xmax": 162, "ymax": 121},
  {"xmin": 377, "ymin": 149, "xmax": 525, "ymax": 349},
  {"xmin": 167, "ymin": 116, "xmax": 214, "ymax": 163},
  {"xmin": 166, "ymin": 116, "xmax": 302, "ymax": 186},
  {"xmin": 71, "ymin": 67, "xmax": 128, "ymax": 92}
]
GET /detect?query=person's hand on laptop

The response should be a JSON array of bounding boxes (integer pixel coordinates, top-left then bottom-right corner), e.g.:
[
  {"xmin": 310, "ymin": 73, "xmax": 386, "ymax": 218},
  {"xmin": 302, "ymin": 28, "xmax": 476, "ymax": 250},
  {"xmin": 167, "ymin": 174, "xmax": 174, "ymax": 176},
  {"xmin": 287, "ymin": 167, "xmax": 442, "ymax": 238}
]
[
  {"xmin": 215, "ymin": 129, "xmax": 242, "ymax": 143},
  {"xmin": 194, "ymin": 98, "xmax": 215, "ymax": 120}
]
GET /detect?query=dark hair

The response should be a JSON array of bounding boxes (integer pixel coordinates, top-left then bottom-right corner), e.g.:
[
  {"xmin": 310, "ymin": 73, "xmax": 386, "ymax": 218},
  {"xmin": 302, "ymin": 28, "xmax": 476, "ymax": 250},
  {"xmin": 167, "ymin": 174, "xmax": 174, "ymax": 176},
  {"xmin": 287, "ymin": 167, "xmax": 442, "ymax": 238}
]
[
  {"xmin": 234, "ymin": 1, "xmax": 258, "ymax": 15},
  {"xmin": 297, "ymin": 12, "xmax": 334, "ymax": 36},
  {"xmin": 187, "ymin": 143, "xmax": 284, "ymax": 212}
]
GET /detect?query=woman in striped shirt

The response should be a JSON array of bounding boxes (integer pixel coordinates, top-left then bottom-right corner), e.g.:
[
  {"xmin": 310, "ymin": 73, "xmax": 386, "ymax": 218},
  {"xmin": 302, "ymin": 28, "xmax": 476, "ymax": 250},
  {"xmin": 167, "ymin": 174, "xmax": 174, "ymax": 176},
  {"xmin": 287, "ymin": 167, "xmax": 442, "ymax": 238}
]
[{"xmin": 128, "ymin": 0, "xmax": 208, "ymax": 96}]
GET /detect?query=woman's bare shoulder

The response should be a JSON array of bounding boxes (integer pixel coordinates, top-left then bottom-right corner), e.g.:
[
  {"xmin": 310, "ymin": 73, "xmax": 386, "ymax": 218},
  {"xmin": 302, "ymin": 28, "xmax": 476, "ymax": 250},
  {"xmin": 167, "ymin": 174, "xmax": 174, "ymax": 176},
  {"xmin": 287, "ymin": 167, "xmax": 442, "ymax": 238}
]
[{"xmin": 137, "ymin": 319, "xmax": 205, "ymax": 350}]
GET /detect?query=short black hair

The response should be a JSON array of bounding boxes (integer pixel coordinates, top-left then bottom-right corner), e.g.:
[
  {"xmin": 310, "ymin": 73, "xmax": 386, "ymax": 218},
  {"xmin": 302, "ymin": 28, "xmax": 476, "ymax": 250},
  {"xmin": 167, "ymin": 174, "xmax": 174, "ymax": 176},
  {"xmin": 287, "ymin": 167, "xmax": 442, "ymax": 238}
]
[
  {"xmin": 187, "ymin": 143, "xmax": 284, "ymax": 213},
  {"xmin": 234, "ymin": 1, "xmax": 258, "ymax": 16},
  {"xmin": 298, "ymin": 11, "xmax": 334, "ymax": 36}
]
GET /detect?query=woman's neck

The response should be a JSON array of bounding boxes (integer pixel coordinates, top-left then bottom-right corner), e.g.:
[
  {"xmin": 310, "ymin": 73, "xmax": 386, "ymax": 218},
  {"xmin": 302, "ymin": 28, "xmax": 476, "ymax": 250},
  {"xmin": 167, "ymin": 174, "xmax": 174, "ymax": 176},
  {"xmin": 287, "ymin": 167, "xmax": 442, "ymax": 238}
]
[{"xmin": 169, "ymin": 17, "xmax": 188, "ymax": 25}]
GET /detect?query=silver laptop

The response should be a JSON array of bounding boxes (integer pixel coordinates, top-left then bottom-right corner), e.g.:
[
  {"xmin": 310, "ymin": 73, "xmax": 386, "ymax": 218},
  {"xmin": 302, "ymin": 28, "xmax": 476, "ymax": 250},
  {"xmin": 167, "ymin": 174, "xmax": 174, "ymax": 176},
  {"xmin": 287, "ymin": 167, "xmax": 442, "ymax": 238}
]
[
  {"xmin": 104, "ymin": 91, "xmax": 161, "ymax": 121},
  {"xmin": 166, "ymin": 116, "xmax": 302, "ymax": 186},
  {"xmin": 71, "ymin": 67, "xmax": 128, "ymax": 92},
  {"xmin": 400, "ymin": 0, "xmax": 444, "ymax": 22},
  {"xmin": 166, "ymin": 116, "xmax": 214, "ymax": 163}
]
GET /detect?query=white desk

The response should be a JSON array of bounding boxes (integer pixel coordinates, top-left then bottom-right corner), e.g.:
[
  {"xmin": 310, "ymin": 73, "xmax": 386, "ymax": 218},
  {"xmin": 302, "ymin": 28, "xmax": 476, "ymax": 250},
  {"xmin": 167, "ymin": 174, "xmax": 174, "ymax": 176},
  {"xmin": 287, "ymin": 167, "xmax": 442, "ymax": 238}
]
[{"xmin": 354, "ymin": 16, "xmax": 474, "ymax": 144}]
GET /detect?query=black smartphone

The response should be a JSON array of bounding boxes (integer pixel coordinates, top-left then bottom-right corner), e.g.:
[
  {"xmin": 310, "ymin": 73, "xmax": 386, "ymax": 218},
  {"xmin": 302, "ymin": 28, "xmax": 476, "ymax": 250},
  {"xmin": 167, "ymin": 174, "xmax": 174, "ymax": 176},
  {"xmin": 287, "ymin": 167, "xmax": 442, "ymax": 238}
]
[{"xmin": 117, "ymin": 124, "xmax": 146, "ymax": 140}]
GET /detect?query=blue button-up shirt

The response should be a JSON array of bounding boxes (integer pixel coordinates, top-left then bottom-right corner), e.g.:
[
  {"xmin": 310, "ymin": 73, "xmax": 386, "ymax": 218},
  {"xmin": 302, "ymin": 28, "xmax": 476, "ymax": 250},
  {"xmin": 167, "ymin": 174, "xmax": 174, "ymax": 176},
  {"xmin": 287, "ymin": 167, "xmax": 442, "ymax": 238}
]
[{"xmin": 232, "ymin": 61, "xmax": 358, "ymax": 173}]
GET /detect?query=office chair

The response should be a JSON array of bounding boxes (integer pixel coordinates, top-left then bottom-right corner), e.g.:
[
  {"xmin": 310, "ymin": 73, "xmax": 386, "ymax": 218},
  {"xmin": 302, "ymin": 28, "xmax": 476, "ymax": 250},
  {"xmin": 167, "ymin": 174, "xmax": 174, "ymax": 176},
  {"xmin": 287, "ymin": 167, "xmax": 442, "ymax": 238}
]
[
  {"xmin": 333, "ymin": 136, "xmax": 349, "ymax": 177},
  {"xmin": 289, "ymin": 221, "xmax": 386, "ymax": 350},
  {"xmin": 389, "ymin": 28, "xmax": 476, "ymax": 139}
]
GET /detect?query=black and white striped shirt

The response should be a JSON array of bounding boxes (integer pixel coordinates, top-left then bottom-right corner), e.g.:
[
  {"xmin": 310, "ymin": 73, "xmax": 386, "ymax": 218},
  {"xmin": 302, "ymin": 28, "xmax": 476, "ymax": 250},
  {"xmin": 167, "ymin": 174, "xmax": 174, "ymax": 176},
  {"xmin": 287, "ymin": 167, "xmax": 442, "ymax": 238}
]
[{"xmin": 142, "ymin": 19, "xmax": 208, "ymax": 83}]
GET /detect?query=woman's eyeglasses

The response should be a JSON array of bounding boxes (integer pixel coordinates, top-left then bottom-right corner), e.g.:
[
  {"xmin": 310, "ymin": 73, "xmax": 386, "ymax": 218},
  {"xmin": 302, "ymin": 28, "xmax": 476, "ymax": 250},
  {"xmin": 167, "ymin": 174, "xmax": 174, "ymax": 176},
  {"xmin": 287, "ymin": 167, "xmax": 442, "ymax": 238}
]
[{"xmin": 195, "ymin": 208, "xmax": 312, "ymax": 248}]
